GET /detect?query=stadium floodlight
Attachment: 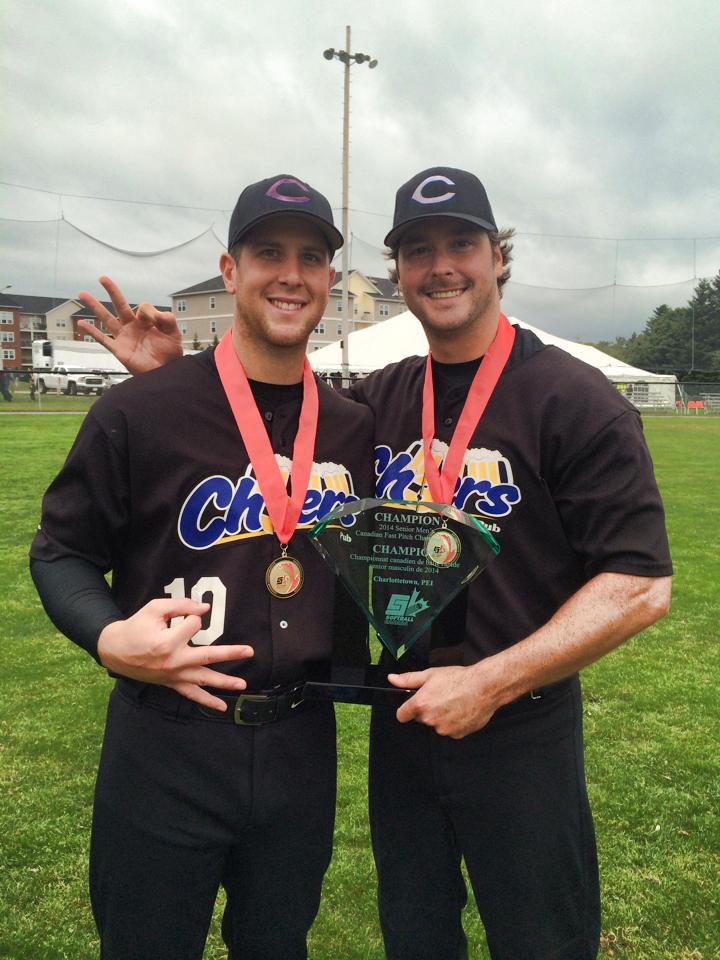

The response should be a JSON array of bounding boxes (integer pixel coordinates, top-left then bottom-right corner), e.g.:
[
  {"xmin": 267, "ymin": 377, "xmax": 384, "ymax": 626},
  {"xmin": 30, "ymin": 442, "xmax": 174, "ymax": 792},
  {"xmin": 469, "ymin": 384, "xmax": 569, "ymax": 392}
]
[{"xmin": 322, "ymin": 26, "xmax": 378, "ymax": 386}]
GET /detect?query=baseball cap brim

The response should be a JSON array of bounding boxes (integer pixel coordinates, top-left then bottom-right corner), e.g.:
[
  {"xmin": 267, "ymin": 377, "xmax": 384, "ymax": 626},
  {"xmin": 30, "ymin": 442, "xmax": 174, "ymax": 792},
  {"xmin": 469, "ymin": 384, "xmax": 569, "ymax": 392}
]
[
  {"xmin": 230, "ymin": 209, "xmax": 344, "ymax": 253},
  {"xmin": 384, "ymin": 212, "xmax": 496, "ymax": 248}
]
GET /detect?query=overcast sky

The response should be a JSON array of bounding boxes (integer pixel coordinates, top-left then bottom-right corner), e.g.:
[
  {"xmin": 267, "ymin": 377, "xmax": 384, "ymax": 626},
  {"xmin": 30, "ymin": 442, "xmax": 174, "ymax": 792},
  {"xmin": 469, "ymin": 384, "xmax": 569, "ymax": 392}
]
[{"xmin": 2, "ymin": 0, "xmax": 719, "ymax": 342}]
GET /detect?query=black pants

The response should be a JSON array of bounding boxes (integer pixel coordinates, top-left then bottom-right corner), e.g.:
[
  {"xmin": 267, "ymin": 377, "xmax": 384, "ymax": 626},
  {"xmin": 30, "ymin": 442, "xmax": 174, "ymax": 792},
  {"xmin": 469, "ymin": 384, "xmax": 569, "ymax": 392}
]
[
  {"xmin": 90, "ymin": 685, "xmax": 337, "ymax": 959},
  {"xmin": 369, "ymin": 676, "xmax": 600, "ymax": 960}
]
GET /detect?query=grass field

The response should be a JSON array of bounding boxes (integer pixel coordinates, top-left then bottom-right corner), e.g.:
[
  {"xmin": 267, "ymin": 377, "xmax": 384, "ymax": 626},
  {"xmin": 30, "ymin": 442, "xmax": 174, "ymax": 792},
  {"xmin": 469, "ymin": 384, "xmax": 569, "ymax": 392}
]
[{"xmin": 0, "ymin": 414, "xmax": 718, "ymax": 959}]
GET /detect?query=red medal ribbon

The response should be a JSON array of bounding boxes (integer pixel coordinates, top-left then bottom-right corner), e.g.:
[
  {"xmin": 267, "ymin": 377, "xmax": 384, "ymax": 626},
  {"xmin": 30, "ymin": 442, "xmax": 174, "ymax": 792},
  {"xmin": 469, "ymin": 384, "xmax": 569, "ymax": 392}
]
[
  {"xmin": 422, "ymin": 312, "xmax": 516, "ymax": 504},
  {"xmin": 215, "ymin": 330, "xmax": 318, "ymax": 545}
]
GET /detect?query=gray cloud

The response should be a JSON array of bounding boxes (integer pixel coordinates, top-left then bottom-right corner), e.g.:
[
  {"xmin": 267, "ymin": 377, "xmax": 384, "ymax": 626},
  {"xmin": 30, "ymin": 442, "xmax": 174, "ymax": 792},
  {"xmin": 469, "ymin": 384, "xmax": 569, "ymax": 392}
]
[{"xmin": 2, "ymin": 0, "xmax": 718, "ymax": 339}]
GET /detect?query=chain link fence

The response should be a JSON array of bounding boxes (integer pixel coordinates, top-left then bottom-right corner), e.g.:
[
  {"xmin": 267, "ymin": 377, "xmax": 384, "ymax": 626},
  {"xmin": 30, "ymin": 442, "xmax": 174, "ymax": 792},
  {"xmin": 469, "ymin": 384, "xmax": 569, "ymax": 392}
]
[{"xmin": 617, "ymin": 380, "xmax": 720, "ymax": 415}]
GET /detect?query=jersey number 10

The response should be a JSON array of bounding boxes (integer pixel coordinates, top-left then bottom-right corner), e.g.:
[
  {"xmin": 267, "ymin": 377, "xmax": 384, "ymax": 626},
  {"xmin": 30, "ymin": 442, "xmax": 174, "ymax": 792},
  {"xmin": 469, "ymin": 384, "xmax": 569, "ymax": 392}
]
[{"xmin": 163, "ymin": 577, "xmax": 227, "ymax": 645}]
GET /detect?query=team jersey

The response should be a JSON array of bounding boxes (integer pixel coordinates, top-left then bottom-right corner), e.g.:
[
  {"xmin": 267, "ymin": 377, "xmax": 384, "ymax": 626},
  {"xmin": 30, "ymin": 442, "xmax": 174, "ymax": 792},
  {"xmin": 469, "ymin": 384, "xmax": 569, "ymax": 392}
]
[
  {"xmin": 350, "ymin": 324, "xmax": 672, "ymax": 665},
  {"xmin": 31, "ymin": 348, "xmax": 374, "ymax": 689}
]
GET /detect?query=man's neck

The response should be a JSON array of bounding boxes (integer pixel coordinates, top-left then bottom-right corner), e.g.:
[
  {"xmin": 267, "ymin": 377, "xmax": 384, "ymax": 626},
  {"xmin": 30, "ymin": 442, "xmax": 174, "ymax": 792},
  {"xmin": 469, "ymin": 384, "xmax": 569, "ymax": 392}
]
[
  {"xmin": 424, "ymin": 311, "xmax": 500, "ymax": 364},
  {"xmin": 231, "ymin": 328, "xmax": 305, "ymax": 384}
]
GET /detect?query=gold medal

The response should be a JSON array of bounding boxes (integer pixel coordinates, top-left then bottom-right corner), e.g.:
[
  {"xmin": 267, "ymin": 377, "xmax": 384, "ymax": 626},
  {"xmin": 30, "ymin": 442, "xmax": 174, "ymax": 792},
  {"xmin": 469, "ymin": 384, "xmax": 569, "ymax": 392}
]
[
  {"xmin": 266, "ymin": 553, "xmax": 304, "ymax": 598},
  {"xmin": 424, "ymin": 527, "xmax": 461, "ymax": 566}
]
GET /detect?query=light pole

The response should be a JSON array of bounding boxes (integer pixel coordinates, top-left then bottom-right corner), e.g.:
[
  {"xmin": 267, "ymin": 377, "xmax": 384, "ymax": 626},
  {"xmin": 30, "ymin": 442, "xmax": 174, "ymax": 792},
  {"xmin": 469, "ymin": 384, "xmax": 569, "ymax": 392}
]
[{"xmin": 324, "ymin": 27, "xmax": 377, "ymax": 385}]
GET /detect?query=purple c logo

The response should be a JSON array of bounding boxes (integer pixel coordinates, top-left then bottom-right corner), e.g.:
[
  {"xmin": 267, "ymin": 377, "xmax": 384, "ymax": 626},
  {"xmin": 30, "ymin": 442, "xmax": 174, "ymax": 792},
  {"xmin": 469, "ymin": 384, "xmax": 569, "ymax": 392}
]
[
  {"xmin": 411, "ymin": 175, "xmax": 456, "ymax": 205},
  {"xmin": 265, "ymin": 178, "xmax": 312, "ymax": 204}
]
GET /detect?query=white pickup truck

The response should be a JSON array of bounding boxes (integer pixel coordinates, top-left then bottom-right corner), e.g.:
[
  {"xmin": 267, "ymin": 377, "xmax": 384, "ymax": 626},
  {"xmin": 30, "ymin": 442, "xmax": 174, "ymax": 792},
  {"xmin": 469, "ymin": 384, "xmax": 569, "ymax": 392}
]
[{"xmin": 37, "ymin": 366, "xmax": 106, "ymax": 396}]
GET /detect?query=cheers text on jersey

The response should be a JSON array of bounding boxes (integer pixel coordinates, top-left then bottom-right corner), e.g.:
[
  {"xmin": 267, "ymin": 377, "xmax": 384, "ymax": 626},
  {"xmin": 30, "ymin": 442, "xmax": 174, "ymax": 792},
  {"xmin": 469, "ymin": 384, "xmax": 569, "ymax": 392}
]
[
  {"xmin": 178, "ymin": 457, "xmax": 358, "ymax": 550},
  {"xmin": 375, "ymin": 440, "xmax": 521, "ymax": 518}
]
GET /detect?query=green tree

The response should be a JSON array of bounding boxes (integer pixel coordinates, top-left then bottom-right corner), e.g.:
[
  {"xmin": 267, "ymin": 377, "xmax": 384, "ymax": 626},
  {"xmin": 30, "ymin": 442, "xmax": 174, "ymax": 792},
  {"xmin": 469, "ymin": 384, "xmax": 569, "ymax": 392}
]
[
  {"xmin": 591, "ymin": 271, "xmax": 720, "ymax": 379},
  {"xmin": 192, "ymin": 332, "xmax": 201, "ymax": 351}
]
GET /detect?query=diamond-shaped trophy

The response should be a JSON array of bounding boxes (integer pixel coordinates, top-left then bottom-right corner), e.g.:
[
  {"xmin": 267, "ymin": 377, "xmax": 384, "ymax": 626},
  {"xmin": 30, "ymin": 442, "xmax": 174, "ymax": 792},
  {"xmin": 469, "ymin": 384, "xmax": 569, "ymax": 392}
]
[{"xmin": 303, "ymin": 498, "xmax": 500, "ymax": 705}]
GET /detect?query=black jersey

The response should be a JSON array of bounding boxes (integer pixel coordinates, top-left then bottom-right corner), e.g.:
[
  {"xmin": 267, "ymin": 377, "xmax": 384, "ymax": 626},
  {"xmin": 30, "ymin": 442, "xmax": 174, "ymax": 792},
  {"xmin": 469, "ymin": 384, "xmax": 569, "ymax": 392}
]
[
  {"xmin": 351, "ymin": 324, "xmax": 672, "ymax": 665},
  {"xmin": 31, "ymin": 348, "xmax": 374, "ymax": 689}
]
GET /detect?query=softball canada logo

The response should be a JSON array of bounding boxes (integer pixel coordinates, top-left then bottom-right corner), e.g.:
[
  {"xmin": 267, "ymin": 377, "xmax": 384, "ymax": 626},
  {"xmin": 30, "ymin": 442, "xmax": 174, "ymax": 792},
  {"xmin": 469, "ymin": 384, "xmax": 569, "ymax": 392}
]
[
  {"xmin": 385, "ymin": 589, "xmax": 430, "ymax": 625},
  {"xmin": 177, "ymin": 457, "xmax": 359, "ymax": 550},
  {"xmin": 374, "ymin": 440, "xmax": 521, "ymax": 519}
]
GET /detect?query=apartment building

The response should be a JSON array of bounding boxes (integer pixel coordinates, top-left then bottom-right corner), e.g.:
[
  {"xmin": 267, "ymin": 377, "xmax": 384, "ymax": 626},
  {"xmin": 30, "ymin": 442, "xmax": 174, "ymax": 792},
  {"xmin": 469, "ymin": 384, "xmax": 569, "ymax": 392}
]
[
  {"xmin": 0, "ymin": 293, "xmax": 22, "ymax": 370},
  {"xmin": 0, "ymin": 295, "xmax": 168, "ymax": 368}
]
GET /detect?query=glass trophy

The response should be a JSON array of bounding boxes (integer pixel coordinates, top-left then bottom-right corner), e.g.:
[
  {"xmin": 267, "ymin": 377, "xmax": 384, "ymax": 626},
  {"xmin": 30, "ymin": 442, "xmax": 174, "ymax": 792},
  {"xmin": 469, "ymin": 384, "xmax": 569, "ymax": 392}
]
[{"xmin": 303, "ymin": 498, "xmax": 500, "ymax": 705}]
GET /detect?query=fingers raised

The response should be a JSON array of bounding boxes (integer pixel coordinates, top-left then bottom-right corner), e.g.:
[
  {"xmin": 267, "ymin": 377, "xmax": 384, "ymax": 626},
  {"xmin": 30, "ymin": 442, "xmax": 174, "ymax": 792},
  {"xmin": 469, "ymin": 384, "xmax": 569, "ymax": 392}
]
[
  {"xmin": 76, "ymin": 318, "xmax": 114, "ymax": 349},
  {"xmin": 77, "ymin": 290, "xmax": 121, "ymax": 335},
  {"xmin": 135, "ymin": 301, "xmax": 164, "ymax": 331},
  {"xmin": 99, "ymin": 276, "xmax": 136, "ymax": 324}
]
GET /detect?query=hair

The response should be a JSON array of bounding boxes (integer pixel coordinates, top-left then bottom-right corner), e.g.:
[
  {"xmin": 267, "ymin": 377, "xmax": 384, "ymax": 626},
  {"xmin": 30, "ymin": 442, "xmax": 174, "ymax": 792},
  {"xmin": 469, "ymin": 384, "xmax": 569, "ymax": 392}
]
[{"xmin": 385, "ymin": 226, "xmax": 516, "ymax": 298}]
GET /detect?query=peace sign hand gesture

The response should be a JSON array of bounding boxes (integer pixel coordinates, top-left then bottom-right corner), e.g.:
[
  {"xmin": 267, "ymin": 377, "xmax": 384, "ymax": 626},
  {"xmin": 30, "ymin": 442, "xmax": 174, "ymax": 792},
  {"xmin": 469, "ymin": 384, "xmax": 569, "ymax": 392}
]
[{"xmin": 77, "ymin": 275, "xmax": 184, "ymax": 375}]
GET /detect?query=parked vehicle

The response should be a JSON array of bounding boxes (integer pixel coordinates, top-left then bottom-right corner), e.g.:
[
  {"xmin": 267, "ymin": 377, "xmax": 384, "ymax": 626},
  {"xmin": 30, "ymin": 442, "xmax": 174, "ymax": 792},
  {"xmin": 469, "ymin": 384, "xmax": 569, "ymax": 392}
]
[
  {"xmin": 37, "ymin": 366, "xmax": 106, "ymax": 395},
  {"xmin": 32, "ymin": 339, "xmax": 131, "ymax": 395}
]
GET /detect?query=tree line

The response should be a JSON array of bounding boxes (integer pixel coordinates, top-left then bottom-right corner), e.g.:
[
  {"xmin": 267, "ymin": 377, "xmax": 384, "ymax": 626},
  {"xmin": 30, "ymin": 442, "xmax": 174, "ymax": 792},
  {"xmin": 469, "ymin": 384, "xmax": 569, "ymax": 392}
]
[{"xmin": 592, "ymin": 271, "xmax": 720, "ymax": 382}]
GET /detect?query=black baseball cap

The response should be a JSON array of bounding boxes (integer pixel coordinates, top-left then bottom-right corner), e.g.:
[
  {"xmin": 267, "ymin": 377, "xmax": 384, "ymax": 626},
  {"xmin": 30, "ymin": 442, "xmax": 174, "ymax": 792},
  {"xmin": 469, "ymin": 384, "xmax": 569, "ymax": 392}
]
[
  {"xmin": 384, "ymin": 166, "xmax": 497, "ymax": 247},
  {"xmin": 228, "ymin": 175, "xmax": 343, "ymax": 253}
]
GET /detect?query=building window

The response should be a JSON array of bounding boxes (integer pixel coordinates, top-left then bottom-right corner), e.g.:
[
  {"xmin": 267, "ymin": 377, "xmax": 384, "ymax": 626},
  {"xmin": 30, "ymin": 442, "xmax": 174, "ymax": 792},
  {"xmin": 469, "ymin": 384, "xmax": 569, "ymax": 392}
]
[
  {"xmin": 336, "ymin": 299, "xmax": 343, "ymax": 313},
  {"xmin": 0, "ymin": 311, "xmax": 12, "ymax": 324},
  {"xmin": 314, "ymin": 322, "xmax": 326, "ymax": 335},
  {"xmin": 2, "ymin": 349, "xmax": 15, "ymax": 360},
  {"xmin": 177, "ymin": 299, "xmax": 187, "ymax": 313},
  {"xmin": 210, "ymin": 320, "xmax": 217, "ymax": 334},
  {"xmin": 56, "ymin": 319, "xmax": 66, "ymax": 328},
  {"xmin": 379, "ymin": 303, "xmax": 390, "ymax": 317},
  {"xmin": 83, "ymin": 335, "xmax": 95, "ymax": 342},
  {"xmin": 84, "ymin": 318, "xmax": 95, "ymax": 326},
  {"xmin": 1, "ymin": 332, "xmax": 13, "ymax": 342},
  {"xmin": 180, "ymin": 323, "xmax": 188, "ymax": 335},
  {"xmin": 209, "ymin": 296, "xmax": 216, "ymax": 309},
  {"xmin": 336, "ymin": 322, "xmax": 343, "ymax": 336}
]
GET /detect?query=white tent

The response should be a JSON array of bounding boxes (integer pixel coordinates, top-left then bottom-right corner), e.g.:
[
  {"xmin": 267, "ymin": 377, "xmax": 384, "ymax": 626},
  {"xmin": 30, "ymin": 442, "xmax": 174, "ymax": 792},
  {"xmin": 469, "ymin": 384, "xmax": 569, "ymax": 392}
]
[{"xmin": 309, "ymin": 311, "xmax": 677, "ymax": 407}]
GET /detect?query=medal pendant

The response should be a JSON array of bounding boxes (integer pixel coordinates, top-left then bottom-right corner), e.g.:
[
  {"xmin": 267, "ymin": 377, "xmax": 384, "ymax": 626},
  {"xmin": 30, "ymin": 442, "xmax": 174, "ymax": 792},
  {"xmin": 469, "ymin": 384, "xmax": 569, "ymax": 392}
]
[
  {"xmin": 266, "ymin": 555, "xmax": 304, "ymax": 598},
  {"xmin": 424, "ymin": 527, "xmax": 461, "ymax": 567}
]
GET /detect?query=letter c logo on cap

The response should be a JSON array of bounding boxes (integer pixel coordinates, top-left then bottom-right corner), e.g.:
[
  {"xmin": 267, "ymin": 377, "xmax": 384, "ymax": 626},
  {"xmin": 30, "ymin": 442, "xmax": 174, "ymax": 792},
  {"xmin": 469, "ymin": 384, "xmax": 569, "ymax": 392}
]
[
  {"xmin": 411, "ymin": 175, "xmax": 456, "ymax": 205},
  {"xmin": 266, "ymin": 178, "xmax": 312, "ymax": 204}
]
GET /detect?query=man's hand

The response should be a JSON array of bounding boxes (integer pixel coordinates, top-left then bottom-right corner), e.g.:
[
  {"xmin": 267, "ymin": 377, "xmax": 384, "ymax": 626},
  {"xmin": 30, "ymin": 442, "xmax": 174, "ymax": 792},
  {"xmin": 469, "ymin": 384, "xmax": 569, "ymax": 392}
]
[
  {"xmin": 77, "ymin": 276, "xmax": 183, "ymax": 375},
  {"xmin": 389, "ymin": 663, "xmax": 500, "ymax": 739},
  {"xmin": 389, "ymin": 573, "xmax": 672, "ymax": 740},
  {"xmin": 97, "ymin": 598, "xmax": 254, "ymax": 711}
]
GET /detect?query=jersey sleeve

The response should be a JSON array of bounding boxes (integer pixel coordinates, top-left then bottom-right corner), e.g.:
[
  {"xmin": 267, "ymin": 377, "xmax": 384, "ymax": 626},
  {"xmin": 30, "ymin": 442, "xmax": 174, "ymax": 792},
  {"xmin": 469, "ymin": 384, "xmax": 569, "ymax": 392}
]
[
  {"xmin": 29, "ymin": 556, "xmax": 123, "ymax": 662},
  {"xmin": 30, "ymin": 407, "xmax": 131, "ymax": 572},
  {"xmin": 548, "ymin": 409, "xmax": 672, "ymax": 579}
]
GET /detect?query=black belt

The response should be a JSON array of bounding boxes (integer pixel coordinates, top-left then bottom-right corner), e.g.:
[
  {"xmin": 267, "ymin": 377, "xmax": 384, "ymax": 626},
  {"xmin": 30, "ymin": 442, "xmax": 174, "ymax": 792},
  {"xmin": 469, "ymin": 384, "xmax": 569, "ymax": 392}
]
[{"xmin": 118, "ymin": 679, "xmax": 307, "ymax": 726}]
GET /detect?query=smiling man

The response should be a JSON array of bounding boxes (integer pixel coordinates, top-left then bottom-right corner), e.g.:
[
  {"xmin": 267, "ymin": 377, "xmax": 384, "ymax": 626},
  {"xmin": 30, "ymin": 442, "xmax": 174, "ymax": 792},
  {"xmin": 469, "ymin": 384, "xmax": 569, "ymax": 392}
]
[
  {"xmin": 29, "ymin": 175, "xmax": 373, "ymax": 960},
  {"xmin": 349, "ymin": 167, "xmax": 673, "ymax": 960},
  {"xmin": 67, "ymin": 167, "xmax": 673, "ymax": 960}
]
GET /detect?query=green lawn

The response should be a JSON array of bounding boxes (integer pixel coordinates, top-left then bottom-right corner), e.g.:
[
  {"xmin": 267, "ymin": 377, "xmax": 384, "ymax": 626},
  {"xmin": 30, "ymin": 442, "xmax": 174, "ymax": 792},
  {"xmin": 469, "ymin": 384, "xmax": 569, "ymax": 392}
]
[
  {"xmin": 0, "ymin": 416, "xmax": 717, "ymax": 959},
  {"xmin": 0, "ymin": 391, "xmax": 97, "ymax": 414}
]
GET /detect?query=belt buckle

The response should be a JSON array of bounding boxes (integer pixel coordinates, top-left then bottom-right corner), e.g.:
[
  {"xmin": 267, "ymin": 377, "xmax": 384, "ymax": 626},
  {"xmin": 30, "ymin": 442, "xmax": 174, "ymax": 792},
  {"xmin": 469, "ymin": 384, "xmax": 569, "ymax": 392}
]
[{"xmin": 233, "ymin": 693, "xmax": 277, "ymax": 726}]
